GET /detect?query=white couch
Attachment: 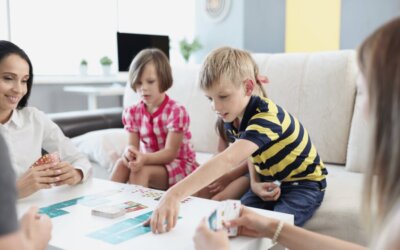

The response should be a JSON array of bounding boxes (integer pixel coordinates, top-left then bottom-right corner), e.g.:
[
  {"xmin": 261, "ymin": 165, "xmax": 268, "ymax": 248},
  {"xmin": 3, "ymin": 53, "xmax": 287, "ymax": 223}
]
[{"xmin": 72, "ymin": 50, "xmax": 369, "ymax": 245}]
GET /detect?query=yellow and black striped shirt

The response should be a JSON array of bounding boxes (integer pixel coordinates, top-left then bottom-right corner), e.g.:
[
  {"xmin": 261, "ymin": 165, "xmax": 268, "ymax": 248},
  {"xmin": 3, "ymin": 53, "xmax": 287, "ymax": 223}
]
[{"xmin": 225, "ymin": 96, "xmax": 327, "ymax": 183}]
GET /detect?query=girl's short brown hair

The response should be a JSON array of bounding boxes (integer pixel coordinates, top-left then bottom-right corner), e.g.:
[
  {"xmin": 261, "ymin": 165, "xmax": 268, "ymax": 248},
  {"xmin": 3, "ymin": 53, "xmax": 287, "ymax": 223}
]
[{"xmin": 128, "ymin": 48, "xmax": 173, "ymax": 92}]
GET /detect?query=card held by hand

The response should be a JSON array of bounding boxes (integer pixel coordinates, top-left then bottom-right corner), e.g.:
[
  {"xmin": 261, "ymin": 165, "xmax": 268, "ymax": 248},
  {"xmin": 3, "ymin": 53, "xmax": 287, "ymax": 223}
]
[
  {"xmin": 32, "ymin": 152, "xmax": 60, "ymax": 167},
  {"xmin": 207, "ymin": 199, "xmax": 241, "ymax": 237}
]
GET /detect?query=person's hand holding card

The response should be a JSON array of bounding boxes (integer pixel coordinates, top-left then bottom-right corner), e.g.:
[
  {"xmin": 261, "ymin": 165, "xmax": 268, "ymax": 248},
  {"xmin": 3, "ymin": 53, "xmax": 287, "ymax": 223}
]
[
  {"xmin": 207, "ymin": 200, "xmax": 241, "ymax": 237},
  {"xmin": 51, "ymin": 161, "xmax": 84, "ymax": 186},
  {"xmin": 17, "ymin": 152, "xmax": 61, "ymax": 198},
  {"xmin": 32, "ymin": 152, "xmax": 83, "ymax": 186},
  {"xmin": 32, "ymin": 152, "xmax": 60, "ymax": 168}
]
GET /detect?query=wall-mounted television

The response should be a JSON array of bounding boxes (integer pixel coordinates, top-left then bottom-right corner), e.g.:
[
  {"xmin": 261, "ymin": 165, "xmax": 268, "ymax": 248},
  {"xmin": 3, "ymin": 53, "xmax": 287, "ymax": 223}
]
[{"xmin": 117, "ymin": 32, "xmax": 170, "ymax": 72}]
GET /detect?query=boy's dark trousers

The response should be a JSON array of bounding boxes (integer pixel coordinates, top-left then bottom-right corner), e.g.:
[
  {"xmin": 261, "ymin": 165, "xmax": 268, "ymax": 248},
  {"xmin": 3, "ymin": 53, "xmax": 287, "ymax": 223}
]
[{"xmin": 241, "ymin": 179, "xmax": 326, "ymax": 226}]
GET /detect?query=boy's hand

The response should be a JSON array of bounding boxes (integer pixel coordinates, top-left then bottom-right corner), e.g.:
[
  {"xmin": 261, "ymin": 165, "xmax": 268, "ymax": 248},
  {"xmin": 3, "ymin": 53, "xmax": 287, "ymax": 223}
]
[
  {"xmin": 208, "ymin": 174, "xmax": 232, "ymax": 194},
  {"xmin": 251, "ymin": 182, "xmax": 281, "ymax": 201},
  {"xmin": 148, "ymin": 191, "xmax": 180, "ymax": 234}
]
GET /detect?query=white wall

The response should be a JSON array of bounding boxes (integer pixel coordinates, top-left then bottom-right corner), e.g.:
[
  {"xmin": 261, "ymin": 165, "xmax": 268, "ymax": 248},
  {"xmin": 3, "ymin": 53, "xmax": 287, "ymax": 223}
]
[
  {"xmin": 118, "ymin": 0, "xmax": 195, "ymax": 65},
  {"xmin": 340, "ymin": 0, "xmax": 400, "ymax": 49},
  {"xmin": 195, "ymin": 0, "xmax": 244, "ymax": 62},
  {"xmin": 0, "ymin": 0, "xmax": 9, "ymax": 40},
  {"xmin": 7, "ymin": 0, "xmax": 195, "ymax": 75}
]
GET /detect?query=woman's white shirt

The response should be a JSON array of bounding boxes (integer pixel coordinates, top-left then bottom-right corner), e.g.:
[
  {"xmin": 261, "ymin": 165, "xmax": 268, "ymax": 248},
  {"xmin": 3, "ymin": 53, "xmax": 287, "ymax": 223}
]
[{"xmin": 0, "ymin": 107, "xmax": 92, "ymax": 181}]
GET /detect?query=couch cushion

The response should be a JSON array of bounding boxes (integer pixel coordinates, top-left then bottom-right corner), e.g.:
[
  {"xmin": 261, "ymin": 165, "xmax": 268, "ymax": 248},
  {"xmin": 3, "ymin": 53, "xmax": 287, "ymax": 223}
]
[
  {"xmin": 304, "ymin": 164, "xmax": 367, "ymax": 245},
  {"xmin": 196, "ymin": 152, "xmax": 213, "ymax": 165},
  {"xmin": 255, "ymin": 51, "xmax": 358, "ymax": 165},
  {"xmin": 71, "ymin": 128, "xmax": 128, "ymax": 174}
]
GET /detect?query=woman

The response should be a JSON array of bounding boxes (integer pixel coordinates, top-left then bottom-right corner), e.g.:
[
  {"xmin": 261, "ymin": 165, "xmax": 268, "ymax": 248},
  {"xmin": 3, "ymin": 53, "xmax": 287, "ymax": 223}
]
[
  {"xmin": 0, "ymin": 40, "xmax": 92, "ymax": 198},
  {"xmin": 193, "ymin": 17, "xmax": 400, "ymax": 250}
]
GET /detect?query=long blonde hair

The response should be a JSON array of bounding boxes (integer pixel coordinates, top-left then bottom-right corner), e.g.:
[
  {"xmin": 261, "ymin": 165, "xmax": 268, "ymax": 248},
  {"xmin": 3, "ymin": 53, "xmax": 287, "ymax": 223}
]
[{"xmin": 359, "ymin": 17, "xmax": 400, "ymax": 229}]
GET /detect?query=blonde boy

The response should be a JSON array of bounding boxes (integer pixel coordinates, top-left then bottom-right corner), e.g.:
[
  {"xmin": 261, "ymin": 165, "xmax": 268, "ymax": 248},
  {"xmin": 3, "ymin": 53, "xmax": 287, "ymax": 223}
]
[{"xmin": 149, "ymin": 47, "xmax": 327, "ymax": 232}]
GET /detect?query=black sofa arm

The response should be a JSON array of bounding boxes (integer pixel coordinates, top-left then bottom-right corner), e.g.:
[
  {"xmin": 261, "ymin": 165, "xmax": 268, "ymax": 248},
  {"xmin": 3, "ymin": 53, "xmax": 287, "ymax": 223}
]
[{"xmin": 48, "ymin": 107, "xmax": 124, "ymax": 138}]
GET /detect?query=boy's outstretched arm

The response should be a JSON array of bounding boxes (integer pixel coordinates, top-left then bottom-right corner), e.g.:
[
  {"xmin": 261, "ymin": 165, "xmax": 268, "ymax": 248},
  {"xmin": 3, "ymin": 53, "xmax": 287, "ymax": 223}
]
[{"xmin": 149, "ymin": 139, "xmax": 259, "ymax": 234}]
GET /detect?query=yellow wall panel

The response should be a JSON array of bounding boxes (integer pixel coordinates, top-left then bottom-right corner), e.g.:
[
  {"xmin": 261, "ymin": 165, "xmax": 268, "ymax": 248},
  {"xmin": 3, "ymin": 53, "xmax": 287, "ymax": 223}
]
[{"xmin": 286, "ymin": 0, "xmax": 341, "ymax": 52}]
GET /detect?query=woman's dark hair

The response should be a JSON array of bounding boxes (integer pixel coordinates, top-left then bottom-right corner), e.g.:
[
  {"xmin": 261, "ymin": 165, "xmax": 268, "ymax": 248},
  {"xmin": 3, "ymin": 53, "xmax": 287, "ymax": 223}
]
[{"xmin": 0, "ymin": 40, "xmax": 33, "ymax": 109}]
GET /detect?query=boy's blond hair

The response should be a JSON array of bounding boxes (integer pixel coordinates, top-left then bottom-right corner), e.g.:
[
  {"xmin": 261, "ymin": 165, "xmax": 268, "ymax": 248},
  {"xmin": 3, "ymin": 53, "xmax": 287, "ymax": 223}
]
[
  {"xmin": 199, "ymin": 47, "xmax": 260, "ymax": 90},
  {"xmin": 128, "ymin": 48, "xmax": 173, "ymax": 93}
]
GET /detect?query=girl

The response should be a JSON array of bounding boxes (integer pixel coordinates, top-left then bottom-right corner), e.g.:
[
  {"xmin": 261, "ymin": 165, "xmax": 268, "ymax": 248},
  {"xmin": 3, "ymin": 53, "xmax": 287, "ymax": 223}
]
[
  {"xmin": 111, "ymin": 48, "xmax": 198, "ymax": 190},
  {"xmin": 149, "ymin": 47, "xmax": 327, "ymax": 232},
  {"xmin": 194, "ymin": 16, "xmax": 400, "ymax": 250},
  {"xmin": 0, "ymin": 40, "xmax": 92, "ymax": 198}
]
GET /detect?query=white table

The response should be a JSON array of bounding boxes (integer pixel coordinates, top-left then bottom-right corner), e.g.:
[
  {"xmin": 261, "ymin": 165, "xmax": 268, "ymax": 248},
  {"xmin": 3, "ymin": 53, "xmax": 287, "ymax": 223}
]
[
  {"xmin": 63, "ymin": 84, "xmax": 125, "ymax": 110},
  {"xmin": 17, "ymin": 178, "xmax": 293, "ymax": 250}
]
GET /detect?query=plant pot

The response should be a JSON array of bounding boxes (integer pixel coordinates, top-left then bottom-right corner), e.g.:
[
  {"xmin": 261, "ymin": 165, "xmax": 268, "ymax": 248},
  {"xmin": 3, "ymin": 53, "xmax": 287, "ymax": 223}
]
[
  {"xmin": 102, "ymin": 65, "xmax": 111, "ymax": 76},
  {"xmin": 79, "ymin": 65, "xmax": 88, "ymax": 76}
]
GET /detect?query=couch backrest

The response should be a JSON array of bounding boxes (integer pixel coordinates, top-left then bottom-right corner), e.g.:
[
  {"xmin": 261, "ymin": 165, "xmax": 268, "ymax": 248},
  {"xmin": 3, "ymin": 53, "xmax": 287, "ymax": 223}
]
[
  {"xmin": 254, "ymin": 51, "xmax": 358, "ymax": 165},
  {"xmin": 123, "ymin": 50, "xmax": 359, "ymax": 165}
]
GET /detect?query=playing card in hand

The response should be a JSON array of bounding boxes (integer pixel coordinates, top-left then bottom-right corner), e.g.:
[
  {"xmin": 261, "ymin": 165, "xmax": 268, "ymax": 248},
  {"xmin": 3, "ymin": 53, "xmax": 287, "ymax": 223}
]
[{"xmin": 32, "ymin": 152, "xmax": 60, "ymax": 167}]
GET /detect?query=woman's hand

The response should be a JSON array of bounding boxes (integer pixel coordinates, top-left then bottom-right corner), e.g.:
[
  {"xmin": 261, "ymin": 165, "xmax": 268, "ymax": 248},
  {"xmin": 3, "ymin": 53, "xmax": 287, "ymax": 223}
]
[
  {"xmin": 20, "ymin": 206, "xmax": 52, "ymax": 250},
  {"xmin": 17, "ymin": 163, "xmax": 58, "ymax": 198},
  {"xmin": 193, "ymin": 218, "xmax": 229, "ymax": 250},
  {"xmin": 208, "ymin": 173, "xmax": 233, "ymax": 194},
  {"xmin": 225, "ymin": 206, "xmax": 277, "ymax": 238},
  {"xmin": 251, "ymin": 181, "xmax": 281, "ymax": 201},
  {"xmin": 148, "ymin": 191, "xmax": 181, "ymax": 234},
  {"xmin": 52, "ymin": 162, "xmax": 83, "ymax": 186}
]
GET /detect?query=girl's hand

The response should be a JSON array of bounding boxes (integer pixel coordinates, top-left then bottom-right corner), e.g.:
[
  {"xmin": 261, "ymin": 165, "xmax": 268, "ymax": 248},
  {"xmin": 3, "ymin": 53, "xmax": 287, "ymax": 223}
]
[
  {"xmin": 17, "ymin": 163, "xmax": 58, "ymax": 198},
  {"xmin": 193, "ymin": 218, "xmax": 229, "ymax": 250},
  {"xmin": 251, "ymin": 182, "xmax": 281, "ymax": 201},
  {"xmin": 51, "ymin": 162, "xmax": 83, "ymax": 186},
  {"xmin": 122, "ymin": 145, "xmax": 137, "ymax": 166},
  {"xmin": 225, "ymin": 206, "xmax": 277, "ymax": 238},
  {"xmin": 208, "ymin": 173, "xmax": 233, "ymax": 194},
  {"xmin": 129, "ymin": 147, "xmax": 146, "ymax": 172},
  {"xmin": 20, "ymin": 206, "xmax": 52, "ymax": 250},
  {"xmin": 147, "ymin": 191, "xmax": 180, "ymax": 234}
]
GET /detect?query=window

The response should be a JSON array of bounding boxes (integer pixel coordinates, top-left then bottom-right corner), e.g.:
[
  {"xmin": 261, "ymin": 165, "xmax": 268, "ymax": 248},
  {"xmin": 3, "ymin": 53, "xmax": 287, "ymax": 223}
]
[{"xmin": 7, "ymin": 0, "xmax": 195, "ymax": 75}]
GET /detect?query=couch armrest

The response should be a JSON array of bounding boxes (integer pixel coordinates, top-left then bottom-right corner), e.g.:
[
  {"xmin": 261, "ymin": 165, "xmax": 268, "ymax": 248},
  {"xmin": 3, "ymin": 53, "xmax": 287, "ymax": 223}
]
[{"xmin": 48, "ymin": 107, "xmax": 123, "ymax": 138}]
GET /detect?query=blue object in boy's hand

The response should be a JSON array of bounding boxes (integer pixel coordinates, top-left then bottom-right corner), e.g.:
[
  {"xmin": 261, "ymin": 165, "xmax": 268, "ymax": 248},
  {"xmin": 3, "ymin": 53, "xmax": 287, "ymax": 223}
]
[{"xmin": 267, "ymin": 180, "xmax": 281, "ymax": 192}]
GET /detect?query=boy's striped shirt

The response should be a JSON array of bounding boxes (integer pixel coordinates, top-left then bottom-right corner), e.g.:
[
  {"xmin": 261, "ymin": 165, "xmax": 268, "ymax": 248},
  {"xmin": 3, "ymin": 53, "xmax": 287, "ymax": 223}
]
[{"xmin": 225, "ymin": 96, "xmax": 327, "ymax": 183}]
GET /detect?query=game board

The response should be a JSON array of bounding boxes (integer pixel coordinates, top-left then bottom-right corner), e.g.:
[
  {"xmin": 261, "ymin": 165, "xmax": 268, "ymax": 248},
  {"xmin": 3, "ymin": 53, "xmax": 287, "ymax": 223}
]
[{"xmin": 87, "ymin": 211, "xmax": 153, "ymax": 244}]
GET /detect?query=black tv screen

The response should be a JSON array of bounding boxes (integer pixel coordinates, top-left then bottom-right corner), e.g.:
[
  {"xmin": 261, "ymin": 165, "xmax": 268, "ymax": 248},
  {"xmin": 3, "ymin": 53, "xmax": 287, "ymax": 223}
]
[{"xmin": 117, "ymin": 32, "xmax": 170, "ymax": 72}]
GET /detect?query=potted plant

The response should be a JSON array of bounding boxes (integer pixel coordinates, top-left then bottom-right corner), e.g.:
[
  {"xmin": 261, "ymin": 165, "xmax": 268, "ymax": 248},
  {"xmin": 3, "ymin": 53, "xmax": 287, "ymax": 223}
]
[
  {"xmin": 100, "ymin": 56, "xmax": 112, "ymax": 75},
  {"xmin": 79, "ymin": 59, "xmax": 88, "ymax": 75},
  {"xmin": 179, "ymin": 38, "xmax": 202, "ymax": 63}
]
